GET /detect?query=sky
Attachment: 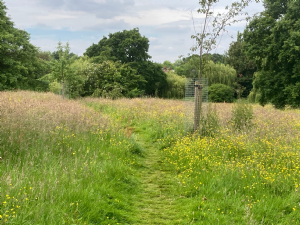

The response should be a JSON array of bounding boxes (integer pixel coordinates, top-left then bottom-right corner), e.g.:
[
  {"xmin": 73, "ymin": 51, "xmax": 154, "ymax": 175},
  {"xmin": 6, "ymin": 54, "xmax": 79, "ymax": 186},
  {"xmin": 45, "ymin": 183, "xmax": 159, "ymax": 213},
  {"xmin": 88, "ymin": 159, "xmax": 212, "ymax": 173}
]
[{"xmin": 5, "ymin": 0, "xmax": 264, "ymax": 63}]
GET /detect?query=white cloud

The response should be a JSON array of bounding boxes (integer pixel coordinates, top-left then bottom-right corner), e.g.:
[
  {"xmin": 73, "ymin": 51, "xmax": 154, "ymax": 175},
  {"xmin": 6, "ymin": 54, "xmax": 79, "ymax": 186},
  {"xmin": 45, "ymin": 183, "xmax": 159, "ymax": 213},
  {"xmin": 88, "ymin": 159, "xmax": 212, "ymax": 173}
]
[
  {"xmin": 149, "ymin": 37, "xmax": 158, "ymax": 41},
  {"xmin": 115, "ymin": 8, "xmax": 191, "ymax": 27},
  {"xmin": 4, "ymin": 0, "xmax": 264, "ymax": 62}
]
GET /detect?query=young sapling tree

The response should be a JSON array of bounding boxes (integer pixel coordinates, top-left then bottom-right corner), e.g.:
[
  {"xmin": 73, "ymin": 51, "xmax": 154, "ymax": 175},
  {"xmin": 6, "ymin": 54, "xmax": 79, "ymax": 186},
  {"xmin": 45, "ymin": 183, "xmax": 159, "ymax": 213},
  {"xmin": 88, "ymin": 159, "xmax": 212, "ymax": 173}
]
[
  {"xmin": 51, "ymin": 42, "xmax": 74, "ymax": 99},
  {"xmin": 191, "ymin": 0, "xmax": 260, "ymax": 131}
]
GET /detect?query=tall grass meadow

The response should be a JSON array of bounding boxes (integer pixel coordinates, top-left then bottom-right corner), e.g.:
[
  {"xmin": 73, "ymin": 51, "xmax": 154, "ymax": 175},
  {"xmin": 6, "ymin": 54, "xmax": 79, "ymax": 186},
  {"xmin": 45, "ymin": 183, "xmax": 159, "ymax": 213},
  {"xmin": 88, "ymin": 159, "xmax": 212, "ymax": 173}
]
[
  {"xmin": 1, "ymin": 91, "xmax": 300, "ymax": 224},
  {"xmin": 0, "ymin": 91, "xmax": 142, "ymax": 224}
]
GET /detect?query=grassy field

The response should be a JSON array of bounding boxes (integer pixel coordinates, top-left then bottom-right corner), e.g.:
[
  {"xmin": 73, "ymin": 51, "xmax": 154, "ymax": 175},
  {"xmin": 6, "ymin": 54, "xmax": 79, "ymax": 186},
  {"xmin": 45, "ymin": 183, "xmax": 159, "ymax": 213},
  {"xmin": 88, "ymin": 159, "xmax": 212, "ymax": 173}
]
[{"xmin": 1, "ymin": 91, "xmax": 300, "ymax": 224}]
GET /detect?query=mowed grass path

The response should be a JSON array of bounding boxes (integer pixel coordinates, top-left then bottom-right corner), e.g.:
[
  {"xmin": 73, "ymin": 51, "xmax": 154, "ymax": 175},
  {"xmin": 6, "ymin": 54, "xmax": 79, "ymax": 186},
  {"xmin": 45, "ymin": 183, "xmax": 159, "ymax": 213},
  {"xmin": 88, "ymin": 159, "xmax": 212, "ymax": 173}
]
[
  {"xmin": 86, "ymin": 98, "xmax": 300, "ymax": 224},
  {"xmin": 134, "ymin": 134, "xmax": 180, "ymax": 224},
  {"xmin": 2, "ymin": 93, "xmax": 300, "ymax": 224},
  {"xmin": 85, "ymin": 98, "xmax": 192, "ymax": 224}
]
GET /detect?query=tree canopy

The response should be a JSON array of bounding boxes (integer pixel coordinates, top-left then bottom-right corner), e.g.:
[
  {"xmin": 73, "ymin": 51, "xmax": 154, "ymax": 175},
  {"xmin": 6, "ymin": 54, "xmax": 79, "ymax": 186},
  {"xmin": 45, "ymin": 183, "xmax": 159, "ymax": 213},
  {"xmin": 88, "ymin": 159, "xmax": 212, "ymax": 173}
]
[
  {"xmin": 129, "ymin": 61, "xmax": 167, "ymax": 96},
  {"xmin": 81, "ymin": 60, "xmax": 145, "ymax": 98},
  {"xmin": 161, "ymin": 71, "xmax": 185, "ymax": 99},
  {"xmin": 203, "ymin": 53, "xmax": 225, "ymax": 64},
  {"xmin": 84, "ymin": 28, "xmax": 151, "ymax": 64},
  {"xmin": 0, "ymin": 0, "xmax": 47, "ymax": 91},
  {"xmin": 226, "ymin": 33, "xmax": 257, "ymax": 97},
  {"xmin": 243, "ymin": 0, "xmax": 300, "ymax": 108},
  {"xmin": 202, "ymin": 61, "xmax": 236, "ymax": 87},
  {"xmin": 83, "ymin": 28, "xmax": 167, "ymax": 97},
  {"xmin": 173, "ymin": 55, "xmax": 236, "ymax": 87},
  {"xmin": 174, "ymin": 54, "xmax": 204, "ymax": 78},
  {"xmin": 161, "ymin": 60, "xmax": 175, "ymax": 70}
]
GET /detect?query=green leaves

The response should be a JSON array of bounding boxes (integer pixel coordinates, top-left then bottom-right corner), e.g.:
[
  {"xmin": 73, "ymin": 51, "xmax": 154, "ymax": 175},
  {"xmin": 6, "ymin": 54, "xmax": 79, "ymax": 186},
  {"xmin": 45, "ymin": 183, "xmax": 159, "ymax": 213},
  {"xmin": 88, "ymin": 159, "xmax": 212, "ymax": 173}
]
[
  {"xmin": 0, "ymin": 0, "xmax": 50, "ymax": 91},
  {"xmin": 84, "ymin": 28, "xmax": 165, "ymax": 97},
  {"xmin": 84, "ymin": 28, "xmax": 150, "ymax": 64},
  {"xmin": 202, "ymin": 60, "xmax": 237, "ymax": 87},
  {"xmin": 81, "ymin": 60, "xmax": 145, "ymax": 98},
  {"xmin": 174, "ymin": 55, "xmax": 236, "ymax": 87},
  {"xmin": 226, "ymin": 33, "xmax": 257, "ymax": 97},
  {"xmin": 230, "ymin": 100, "xmax": 254, "ymax": 131},
  {"xmin": 129, "ymin": 61, "xmax": 167, "ymax": 96},
  {"xmin": 50, "ymin": 42, "xmax": 73, "ymax": 82},
  {"xmin": 161, "ymin": 71, "xmax": 185, "ymax": 99},
  {"xmin": 243, "ymin": 0, "xmax": 300, "ymax": 108},
  {"xmin": 208, "ymin": 83, "xmax": 235, "ymax": 103},
  {"xmin": 41, "ymin": 42, "xmax": 85, "ymax": 98}
]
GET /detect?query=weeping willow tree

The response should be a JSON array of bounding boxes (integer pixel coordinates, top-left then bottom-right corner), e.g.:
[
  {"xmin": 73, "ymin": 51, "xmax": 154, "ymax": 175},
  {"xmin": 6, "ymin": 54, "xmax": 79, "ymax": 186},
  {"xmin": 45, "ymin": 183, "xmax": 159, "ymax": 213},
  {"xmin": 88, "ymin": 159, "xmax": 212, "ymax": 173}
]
[
  {"xmin": 202, "ymin": 60, "xmax": 236, "ymax": 87},
  {"xmin": 162, "ymin": 71, "xmax": 185, "ymax": 99}
]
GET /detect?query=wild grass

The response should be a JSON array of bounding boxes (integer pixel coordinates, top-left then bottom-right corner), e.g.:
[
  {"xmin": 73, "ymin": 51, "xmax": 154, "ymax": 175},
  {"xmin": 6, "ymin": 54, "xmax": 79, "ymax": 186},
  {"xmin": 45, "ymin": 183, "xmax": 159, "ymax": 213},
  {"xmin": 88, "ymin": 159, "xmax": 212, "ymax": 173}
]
[
  {"xmin": 0, "ymin": 91, "xmax": 142, "ymax": 224},
  {"xmin": 161, "ymin": 103, "xmax": 300, "ymax": 224},
  {"xmin": 1, "ymin": 92, "xmax": 300, "ymax": 224},
  {"xmin": 85, "ymin": 98, "xmax": 300, "ymax": 224},
  {"xmin": 83, "ymin": 98, "xmax": 186, "ymax": 145}
]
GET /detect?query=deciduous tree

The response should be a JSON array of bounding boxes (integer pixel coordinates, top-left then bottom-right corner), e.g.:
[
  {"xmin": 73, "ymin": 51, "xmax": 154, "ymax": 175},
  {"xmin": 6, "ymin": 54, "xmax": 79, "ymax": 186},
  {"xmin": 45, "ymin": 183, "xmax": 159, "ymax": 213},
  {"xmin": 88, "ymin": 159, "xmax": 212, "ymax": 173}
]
[
  {"xmin": 243, "ymin": 0, "xmax": 300, "ymax": 108},
  {"xmin": 226, "ymin": 33, "xmax": 257, "ymax": 97},
  {"xmin": 0, "ymin": 0, "xmax": 45, "ymax": 90},
  {"xmin": 40, "ymin": 42, "xmax": 84, "ymax": 98},
  {"xmin": 81, "ymin": 61, "xmax": 145, "ymax": 98},
  {"xmin": 191, "ymin": 0, "xmax": 259, "ymax": 131},
  {"xmin": 129, "ymin": 61, "xmax": 167, "ymax": 97},
  {"xmin": 84, "ymin": 28, "xmax": 150, "ymax": 64}
]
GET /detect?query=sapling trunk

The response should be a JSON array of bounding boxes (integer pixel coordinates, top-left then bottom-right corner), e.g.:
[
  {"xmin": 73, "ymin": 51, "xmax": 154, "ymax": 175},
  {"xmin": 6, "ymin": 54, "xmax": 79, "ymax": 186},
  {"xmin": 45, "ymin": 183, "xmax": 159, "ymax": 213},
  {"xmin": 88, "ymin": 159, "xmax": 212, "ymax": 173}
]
[{"xmin": 62, "ymin": 61, "xmax": 65, "ymax": 99}]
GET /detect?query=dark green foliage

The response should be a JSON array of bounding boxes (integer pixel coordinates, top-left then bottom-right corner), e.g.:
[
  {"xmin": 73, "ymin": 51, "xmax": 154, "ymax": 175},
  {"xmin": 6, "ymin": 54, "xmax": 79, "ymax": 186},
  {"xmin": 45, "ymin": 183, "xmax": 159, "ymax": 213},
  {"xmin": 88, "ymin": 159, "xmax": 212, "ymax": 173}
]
[
  {"xmin": 243, "ymin": 0, "xmax": 300, "ymax": 108},
  {"xmin": 37, "ymin": 51, "xmax": 52, "ymax": 62},
  {"xmin": 84, "ymin": 29, "xmax": 167, "ymax": 97},
  {"xmin": 0, "ymin": 0, "xmax": 49, "ymax": 91},
  {"xmin": 129, "ymin": 61, "xmax": 167, "ymax": 97},
  {"xmin": 84, "ymin": 28, "xmax": 150, "ymax": 64},
  {"xmin": 174, "ymin": 54, "xmax": 200, "ymax": 77},
  {"xmin": 82, "ymin": 61, "xmax": 145, "ymax": 99},
  {"xmin": 208, "ymin": 83, "xmax": 235, "ymax": 103},
  {"xmin": 263, "ymin": 0, "xmax": 288, "ymax": 19},
  {"xmin": 226, "ymin": 33, "xmax": 257, "ymax": 97},
  {"xmin": 51, "ymin": 50, "xmax": 78, "ymax": 61},
  {"xmin": 90, "ymin": 46, "xmax": 117, "ymax": 64}
]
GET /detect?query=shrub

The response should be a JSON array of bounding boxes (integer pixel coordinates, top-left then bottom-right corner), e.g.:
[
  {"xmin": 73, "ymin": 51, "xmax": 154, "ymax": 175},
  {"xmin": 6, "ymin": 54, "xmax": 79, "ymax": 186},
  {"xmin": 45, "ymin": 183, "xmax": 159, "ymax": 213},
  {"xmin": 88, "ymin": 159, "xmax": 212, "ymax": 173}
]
[
  {"xmin": 199, "ymin": 103, "xmax": 220, "ymax": 137},
  {"xmin": 208, "ymin": 83, "xmax": 234, "ymax": 103},
  {"xmin": 230, "ymin": 100, "xmax": 254, "ymax": 131},
  {"xmin": 101, "ymin": 86, "xmax": 123, "ymax": 100},
  {"xmin": 82, "ymin": 61, "xmax": 144, "ymax": 98},
  {"xmin": 49, "ymin": 81, "xmax": 62, "ymax": 94}
]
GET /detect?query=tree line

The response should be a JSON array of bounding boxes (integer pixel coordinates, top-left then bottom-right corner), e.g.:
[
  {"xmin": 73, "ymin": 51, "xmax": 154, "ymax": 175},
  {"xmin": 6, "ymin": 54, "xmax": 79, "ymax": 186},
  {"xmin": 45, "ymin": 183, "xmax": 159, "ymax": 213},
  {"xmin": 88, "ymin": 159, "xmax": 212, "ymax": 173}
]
[{"xmin": 1, "ymin": 0, "xmax": 299, "ymax": 108}]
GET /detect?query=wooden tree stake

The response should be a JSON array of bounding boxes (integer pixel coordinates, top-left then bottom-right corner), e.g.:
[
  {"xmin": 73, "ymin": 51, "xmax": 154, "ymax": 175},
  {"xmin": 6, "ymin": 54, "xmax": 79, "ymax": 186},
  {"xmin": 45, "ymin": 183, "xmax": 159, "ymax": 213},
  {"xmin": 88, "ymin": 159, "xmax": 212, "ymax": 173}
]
[{"xmin": 194, "ymin": 81, "xmax": 203, "ymax": 132}]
